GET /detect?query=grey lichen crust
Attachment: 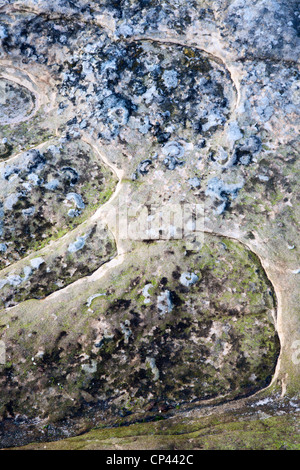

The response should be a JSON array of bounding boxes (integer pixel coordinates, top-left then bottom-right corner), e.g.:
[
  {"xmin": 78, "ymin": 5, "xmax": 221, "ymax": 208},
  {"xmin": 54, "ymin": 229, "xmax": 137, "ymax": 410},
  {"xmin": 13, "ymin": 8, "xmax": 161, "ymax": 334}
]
[
  {"xmin": 0, "ymin": 0, "xmax": 299, "ymax": 448},
  {"xmin": 0, "ymin": 140, "xmax": 117, "ymax": 266},
  {"xmin": 0, "ymin": 78, "xmax": 35, "ymax": 124}
]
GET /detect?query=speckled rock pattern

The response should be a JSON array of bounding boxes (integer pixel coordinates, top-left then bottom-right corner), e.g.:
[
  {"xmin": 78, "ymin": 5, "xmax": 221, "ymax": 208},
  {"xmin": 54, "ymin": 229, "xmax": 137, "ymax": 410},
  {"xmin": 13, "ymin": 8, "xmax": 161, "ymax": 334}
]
[
  {"xmin": 0, "ymin": 0, "xmax": 299, "ymax": 448},
  {"xmin": 0, "ymin": 238, "xmax": 279, "ymax": 424}
]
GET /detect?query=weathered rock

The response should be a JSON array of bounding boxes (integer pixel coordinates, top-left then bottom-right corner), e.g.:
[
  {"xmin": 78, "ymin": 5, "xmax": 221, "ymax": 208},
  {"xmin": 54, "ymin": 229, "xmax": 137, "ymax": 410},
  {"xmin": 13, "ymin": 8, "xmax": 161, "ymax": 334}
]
[
  {"xmin": 0, "ymin": 139, "xmax": 117, "ymax": 268},
  {"xmin": 4, "ymin": 397, "xmax": 299, "ymax": 451},
  {"xmin": 0, "ymin": 237, "xmax": 279, "ymax": 425},
  {"xmin": 0, "ymin": 0, "xmax": 299, "ymax": 449}
]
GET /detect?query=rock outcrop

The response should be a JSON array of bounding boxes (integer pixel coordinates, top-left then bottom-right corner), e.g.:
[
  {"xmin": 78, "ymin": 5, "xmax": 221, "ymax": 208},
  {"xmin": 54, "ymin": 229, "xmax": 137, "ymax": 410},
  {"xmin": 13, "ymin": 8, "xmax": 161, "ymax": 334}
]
[{"xmin": 0, "ymin": 0, "xmax": 299, "ymax": 448}]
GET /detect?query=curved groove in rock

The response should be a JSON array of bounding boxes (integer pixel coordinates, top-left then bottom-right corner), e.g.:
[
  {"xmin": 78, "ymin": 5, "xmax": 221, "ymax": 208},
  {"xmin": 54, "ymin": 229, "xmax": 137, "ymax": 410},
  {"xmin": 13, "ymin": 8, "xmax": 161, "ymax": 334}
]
[
  {"xmin": 0, "ymin": 3, "xmax": 287, "ymax": 421},
  {"xmin": 0, "ymin": 61, "xmax": 57, "ymax": 128},
  {"xmin": 0, "ymin": 78, "xmax": 36, "ymax": 125},
  {"xmin": 2, "ymin": 229, "xmax": 280, "ymax": 420},
  {"xmin": 0, "ymin": 137, "xmax": 122, "ymax": 305},
  {"xmin": 203, "ymin": 228, "xmax": 281, "ymax": 392},
  {"xmin": 125, "ymin": 35, "xmax": 242, "ymax": 115}
]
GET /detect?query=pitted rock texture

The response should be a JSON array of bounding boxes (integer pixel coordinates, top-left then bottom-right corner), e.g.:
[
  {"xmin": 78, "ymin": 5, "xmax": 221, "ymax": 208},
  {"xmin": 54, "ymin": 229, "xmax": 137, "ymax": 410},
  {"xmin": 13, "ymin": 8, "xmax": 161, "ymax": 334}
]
[
  {"xmin": 0, "ymin": 0, "xmax": 299, "ymax": 448},
  {"xmin": 0, "ymin": 237, "xmax": 279, "ymax": 425},
  {"xmin": 0, "ymin": 139, "xmax": 117, "ymax": 267},
  {"xmin": 0, "ymin": 78, "xmax": 35, "ymax": 124},
  {"xmin": 0, "ymin": 220, "xmax": 116, "ymax": 308}
]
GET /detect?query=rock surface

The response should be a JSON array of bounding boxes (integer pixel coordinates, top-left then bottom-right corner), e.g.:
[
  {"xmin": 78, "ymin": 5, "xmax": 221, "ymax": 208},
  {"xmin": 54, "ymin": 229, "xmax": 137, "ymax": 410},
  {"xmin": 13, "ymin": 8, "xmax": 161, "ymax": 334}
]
[
  {"xmin": 0, "ymin": 0, "xmax": 299, "ymax": 449},
  {"xmin": 7, "ymin": 397, "xmax": 300, "ymax": 451}
]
